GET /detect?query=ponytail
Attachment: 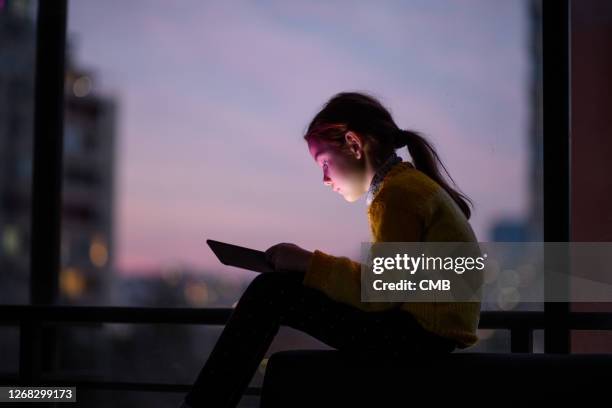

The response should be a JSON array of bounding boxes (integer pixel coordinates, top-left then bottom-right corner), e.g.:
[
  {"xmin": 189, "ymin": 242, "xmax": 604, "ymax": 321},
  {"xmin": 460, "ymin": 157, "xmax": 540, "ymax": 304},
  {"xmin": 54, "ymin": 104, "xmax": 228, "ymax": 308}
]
[{"xmin": 395, "ymin": 129, "xmax": 474, "ymax": 219}]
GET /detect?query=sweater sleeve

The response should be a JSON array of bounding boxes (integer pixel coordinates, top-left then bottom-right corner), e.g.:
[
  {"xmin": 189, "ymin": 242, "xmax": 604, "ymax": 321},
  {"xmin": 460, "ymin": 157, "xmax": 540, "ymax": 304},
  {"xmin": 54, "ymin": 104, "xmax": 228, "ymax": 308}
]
[
  {"xmin": 302, "ymin": 186, "xmax": 428, "ymax": 312},
  {"xmin": 302, "ymin": 249, "xmax": 398, "ymax": 312}
]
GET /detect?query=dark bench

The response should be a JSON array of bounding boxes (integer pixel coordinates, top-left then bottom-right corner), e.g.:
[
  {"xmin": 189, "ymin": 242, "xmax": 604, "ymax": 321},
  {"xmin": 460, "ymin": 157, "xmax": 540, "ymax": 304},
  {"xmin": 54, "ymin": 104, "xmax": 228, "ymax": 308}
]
[{"xmin": 260, "ymin": 349, "xmax": 612, "ymax": 407}]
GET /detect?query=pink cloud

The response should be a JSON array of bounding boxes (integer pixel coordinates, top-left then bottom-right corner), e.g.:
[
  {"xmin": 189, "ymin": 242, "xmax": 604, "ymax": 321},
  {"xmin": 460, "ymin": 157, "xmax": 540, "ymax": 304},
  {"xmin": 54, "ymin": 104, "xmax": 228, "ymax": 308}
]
[{"xmin": 68, "ymin": 0, "xmax": 530, "ymax": 277}]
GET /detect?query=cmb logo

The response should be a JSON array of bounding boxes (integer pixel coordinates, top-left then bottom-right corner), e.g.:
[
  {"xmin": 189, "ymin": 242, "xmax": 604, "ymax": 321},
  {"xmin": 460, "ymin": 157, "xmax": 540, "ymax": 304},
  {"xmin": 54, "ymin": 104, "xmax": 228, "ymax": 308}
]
[{"xmin": 419, "ymin": 280, "xmax": 451, "ymax": 291}]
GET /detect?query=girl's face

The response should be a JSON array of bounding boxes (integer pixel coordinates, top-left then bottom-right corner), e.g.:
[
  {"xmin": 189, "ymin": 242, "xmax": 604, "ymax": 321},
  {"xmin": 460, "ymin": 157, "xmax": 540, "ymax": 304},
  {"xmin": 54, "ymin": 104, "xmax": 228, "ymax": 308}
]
[{"xmin": 308, "ymin": 137, "xmax": 367, "ymax": 202}]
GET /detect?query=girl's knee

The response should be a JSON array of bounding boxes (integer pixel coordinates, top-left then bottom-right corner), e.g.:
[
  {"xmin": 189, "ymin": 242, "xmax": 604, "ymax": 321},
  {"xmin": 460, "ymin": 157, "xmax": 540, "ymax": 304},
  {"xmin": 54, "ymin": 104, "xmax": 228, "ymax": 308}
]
[{"xmin": 245, "ymin": 271, "xmax": 301, "ymax": 294}]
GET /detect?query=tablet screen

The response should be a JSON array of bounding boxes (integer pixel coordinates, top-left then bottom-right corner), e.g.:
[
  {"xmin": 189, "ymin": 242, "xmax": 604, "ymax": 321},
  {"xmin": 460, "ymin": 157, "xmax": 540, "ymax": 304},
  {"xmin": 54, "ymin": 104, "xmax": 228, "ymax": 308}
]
[{"xmin": 207, "ymin": 239, "xmax": 275, "ymax": 274}]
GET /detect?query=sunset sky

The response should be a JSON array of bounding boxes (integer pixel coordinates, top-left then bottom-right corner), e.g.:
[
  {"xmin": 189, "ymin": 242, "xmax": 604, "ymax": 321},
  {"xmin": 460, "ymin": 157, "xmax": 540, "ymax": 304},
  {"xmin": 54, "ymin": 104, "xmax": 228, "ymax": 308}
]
[{"xmin": 66, "ymin": 0, "xmax": 532, "ymax": 280}]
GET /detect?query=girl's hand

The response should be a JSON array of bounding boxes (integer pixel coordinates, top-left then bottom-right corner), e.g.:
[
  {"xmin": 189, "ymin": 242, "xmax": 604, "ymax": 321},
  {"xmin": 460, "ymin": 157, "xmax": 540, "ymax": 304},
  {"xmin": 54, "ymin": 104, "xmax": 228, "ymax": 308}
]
[{"xmin": 265, "ymin": 243, "xmax": 313, "ymax": 273}]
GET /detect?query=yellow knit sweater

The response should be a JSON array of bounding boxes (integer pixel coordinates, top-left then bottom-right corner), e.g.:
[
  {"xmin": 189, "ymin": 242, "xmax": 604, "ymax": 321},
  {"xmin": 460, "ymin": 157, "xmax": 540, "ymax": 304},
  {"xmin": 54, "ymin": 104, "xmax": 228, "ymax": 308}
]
[{"xmin": 302, "ymin": 162, "xmax": 482, "ymax": 348}]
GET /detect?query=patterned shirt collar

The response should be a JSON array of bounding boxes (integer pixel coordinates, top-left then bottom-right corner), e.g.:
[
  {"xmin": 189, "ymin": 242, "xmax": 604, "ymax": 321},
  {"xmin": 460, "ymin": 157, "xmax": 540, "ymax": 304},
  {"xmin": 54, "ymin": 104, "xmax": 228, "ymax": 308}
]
[{"xmin": 366, "ymin": 152, "xmax": 404, "ymax": 206}]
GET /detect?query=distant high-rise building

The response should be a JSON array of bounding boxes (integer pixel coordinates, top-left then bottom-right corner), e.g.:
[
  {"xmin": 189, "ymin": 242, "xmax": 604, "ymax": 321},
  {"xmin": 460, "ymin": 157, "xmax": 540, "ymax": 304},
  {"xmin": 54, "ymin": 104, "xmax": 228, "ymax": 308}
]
[
  {"xmin": 60, "ymin": 50, "xmax": 117, "ymax": 305},
  {"xmin": 478, "ymin": 0, "xmax": 544, "ymax": 353},
  {"xmin": 0, "ymin": 0, "xmax": 118, "ymax": 306},
  {"xmin": 0, "ymin": 0, "xmax": 37, "ymax": 305},
  {"xmin": 488, "ymin": 0, "xmax": 543, "ymax": 243},
  {"xmin": 491, "ymin": 219, "xmax": 530, "ymax": 242},
  {"xmin": 527, "ymin": 0, "xmax": 544, "ymax": 242}
]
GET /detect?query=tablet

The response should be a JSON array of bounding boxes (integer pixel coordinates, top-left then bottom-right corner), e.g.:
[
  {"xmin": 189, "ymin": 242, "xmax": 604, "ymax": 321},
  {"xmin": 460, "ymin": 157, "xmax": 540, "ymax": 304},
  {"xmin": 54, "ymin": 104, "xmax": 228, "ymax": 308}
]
[{"xmin": 206, "ymin": 239, "xmax": 275, "ymax": 274}]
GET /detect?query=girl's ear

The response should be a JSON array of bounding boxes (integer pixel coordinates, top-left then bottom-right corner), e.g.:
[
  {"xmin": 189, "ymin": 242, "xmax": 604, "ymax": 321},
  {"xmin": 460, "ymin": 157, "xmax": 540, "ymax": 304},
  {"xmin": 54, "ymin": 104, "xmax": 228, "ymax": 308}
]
[{"xmin": 345, "ymin": 131, "xmax": 363, "ymax": 159}]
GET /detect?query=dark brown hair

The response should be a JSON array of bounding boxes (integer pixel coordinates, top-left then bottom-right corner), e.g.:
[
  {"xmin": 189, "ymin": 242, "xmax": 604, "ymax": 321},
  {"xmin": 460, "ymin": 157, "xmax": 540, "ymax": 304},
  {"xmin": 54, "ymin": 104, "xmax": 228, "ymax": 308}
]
[{"xmin": 303, "ymin": 91, "xmax": 473, "ymax": 219}]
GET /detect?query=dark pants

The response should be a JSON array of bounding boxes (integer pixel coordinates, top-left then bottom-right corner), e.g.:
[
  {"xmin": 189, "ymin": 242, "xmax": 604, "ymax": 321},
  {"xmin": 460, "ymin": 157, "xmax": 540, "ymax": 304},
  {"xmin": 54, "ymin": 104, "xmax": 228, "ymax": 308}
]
[{"xmin": 183, "ymin": 270, "xmax": 456, "ymax": 408}]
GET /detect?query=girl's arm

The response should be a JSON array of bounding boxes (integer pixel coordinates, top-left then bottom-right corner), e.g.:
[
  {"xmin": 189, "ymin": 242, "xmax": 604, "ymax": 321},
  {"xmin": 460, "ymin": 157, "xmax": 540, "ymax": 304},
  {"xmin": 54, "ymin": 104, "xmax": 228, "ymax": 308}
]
[
  {"xmin": 303, "ymin": 250, "xmax": 378, "ymax": 310},
  {"xmin": 303, "ymin": 187, "xmax": 425, "ymax": 312}
]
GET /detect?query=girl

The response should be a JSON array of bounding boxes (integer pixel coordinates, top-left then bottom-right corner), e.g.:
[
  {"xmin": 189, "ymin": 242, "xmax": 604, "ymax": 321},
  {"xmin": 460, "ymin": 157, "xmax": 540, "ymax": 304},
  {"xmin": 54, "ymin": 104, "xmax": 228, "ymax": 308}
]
[{"xmin": 180, "ymin": 91, "xmax": 481, "ymax": 408}]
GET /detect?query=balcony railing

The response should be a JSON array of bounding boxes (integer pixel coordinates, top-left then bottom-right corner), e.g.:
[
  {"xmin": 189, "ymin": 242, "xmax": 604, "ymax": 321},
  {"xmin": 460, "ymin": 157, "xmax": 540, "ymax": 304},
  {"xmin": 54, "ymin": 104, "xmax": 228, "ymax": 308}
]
[{"xmin": 2, "ymin": 305, "xmax": 612, "ymax": 396}]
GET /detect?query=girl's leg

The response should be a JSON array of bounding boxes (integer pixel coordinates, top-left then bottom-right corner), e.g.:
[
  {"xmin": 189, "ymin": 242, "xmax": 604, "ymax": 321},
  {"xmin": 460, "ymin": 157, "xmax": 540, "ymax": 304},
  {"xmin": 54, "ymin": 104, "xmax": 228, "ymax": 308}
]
[
  {"xmin": 280, "ymin": 284, "xmax": 456, "ymax": 357},
  {"xmin": 182, "ymin": 270, "xmax": 454, "ymax": 408},
  {"xmin": 182, "ymin": 271, "xmax": 311, "ymax": 408}
]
